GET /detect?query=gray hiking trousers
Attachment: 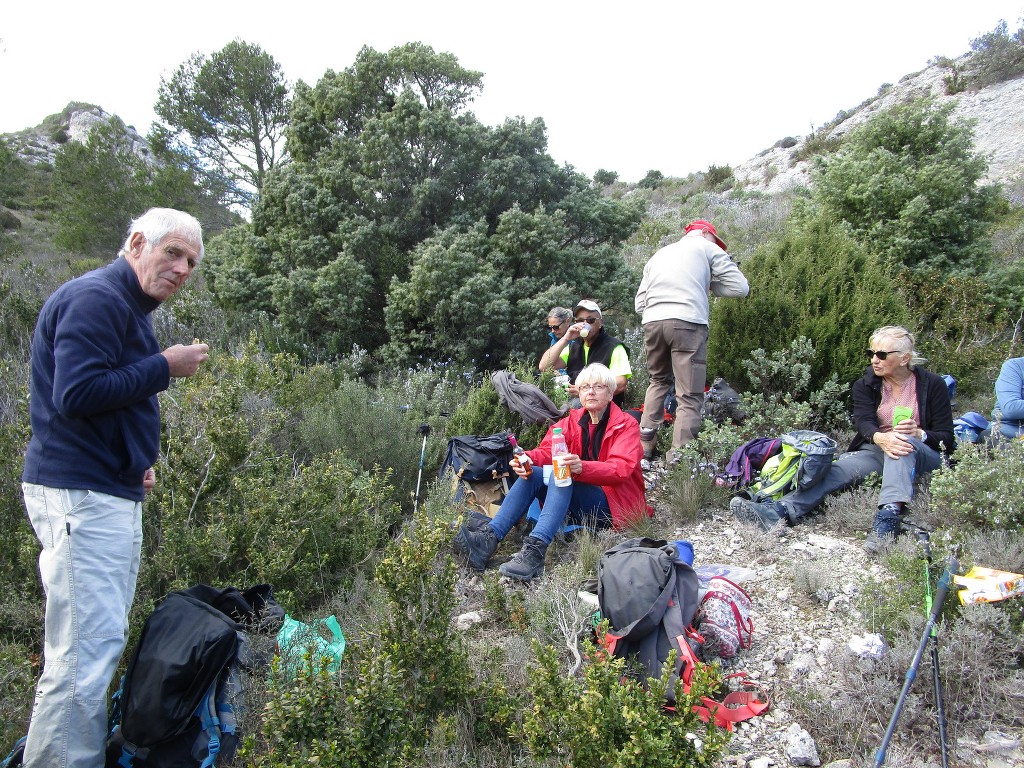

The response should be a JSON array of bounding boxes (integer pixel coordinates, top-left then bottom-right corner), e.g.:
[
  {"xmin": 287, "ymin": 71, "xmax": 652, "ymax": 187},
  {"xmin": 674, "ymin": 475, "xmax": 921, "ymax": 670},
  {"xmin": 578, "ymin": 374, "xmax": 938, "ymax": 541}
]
[{"xmin": 778, "ymin": 439, "xmax": 942, "ymax": 523}]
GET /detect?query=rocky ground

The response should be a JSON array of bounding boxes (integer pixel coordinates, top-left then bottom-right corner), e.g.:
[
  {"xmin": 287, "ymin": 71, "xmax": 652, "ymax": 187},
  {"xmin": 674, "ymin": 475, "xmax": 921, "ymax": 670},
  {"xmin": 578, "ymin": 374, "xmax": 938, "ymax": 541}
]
[{"xmin": 455, "ymin": 458, "xmax": 1024, "ymax": 768}]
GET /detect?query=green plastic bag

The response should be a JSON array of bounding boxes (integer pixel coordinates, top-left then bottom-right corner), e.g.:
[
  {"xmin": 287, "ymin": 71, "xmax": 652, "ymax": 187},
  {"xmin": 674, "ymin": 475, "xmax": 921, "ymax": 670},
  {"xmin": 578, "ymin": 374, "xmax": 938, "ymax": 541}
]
[{"xmin": 276, "ymin": 614, "xmax": 346, "ymax": 675}]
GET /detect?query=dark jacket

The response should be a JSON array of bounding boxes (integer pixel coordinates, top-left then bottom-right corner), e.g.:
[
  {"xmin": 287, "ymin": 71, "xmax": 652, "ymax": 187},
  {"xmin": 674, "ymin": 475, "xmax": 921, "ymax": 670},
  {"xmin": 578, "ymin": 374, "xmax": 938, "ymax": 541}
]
[
  {"xmin": 566, "ymin": 329, "xmax": 629, "ymax": 406},
  {"xmin": 23, "ymin": 257, "xmax": 171, "ymax": 501},
  {"xmin": 849, "ymin": 366, "xmax": 955, "ymax": 456}
]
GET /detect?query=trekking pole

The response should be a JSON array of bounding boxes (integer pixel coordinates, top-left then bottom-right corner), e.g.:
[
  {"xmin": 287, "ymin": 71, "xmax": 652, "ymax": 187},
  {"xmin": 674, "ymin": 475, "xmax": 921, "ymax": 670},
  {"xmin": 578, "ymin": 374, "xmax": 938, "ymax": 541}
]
[
  {"xmin": 915, "ymin": 530, "xmax": 951, "ymax": 768},
  {"xmin": 413, "ymin": 423, "xmax": 430, "ymax": 514},
  {"xmin": 873, "ymin": 552, "xmax": 959, "ymax": 768}
]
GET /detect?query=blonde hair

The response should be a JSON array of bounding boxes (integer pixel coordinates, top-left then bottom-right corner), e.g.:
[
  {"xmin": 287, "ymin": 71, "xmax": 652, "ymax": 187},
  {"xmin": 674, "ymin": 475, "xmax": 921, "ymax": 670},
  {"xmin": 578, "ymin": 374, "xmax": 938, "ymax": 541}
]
[{"xmin": 869, "ymin": 325, "xmax": 927, "ymax": 369}]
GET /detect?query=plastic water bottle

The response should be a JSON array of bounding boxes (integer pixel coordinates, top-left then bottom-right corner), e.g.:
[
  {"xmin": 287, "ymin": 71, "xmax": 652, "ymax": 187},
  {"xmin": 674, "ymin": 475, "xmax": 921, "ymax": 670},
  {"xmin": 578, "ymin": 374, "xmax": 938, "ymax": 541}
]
[
  {"xmin": 508, "ymin": 435, "xmax": 532, "ymax": 477},
  {"xmin": 551, "ymin": 427, "xmax": 572, "ymax": 487}
]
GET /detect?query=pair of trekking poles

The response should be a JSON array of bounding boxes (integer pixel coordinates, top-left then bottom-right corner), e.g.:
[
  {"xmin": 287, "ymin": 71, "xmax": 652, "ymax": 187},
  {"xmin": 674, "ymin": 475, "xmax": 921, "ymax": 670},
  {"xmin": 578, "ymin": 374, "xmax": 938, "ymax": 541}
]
[{"xmin": 873, "ymin": 527, "xmax": 959, "ymax": 768}]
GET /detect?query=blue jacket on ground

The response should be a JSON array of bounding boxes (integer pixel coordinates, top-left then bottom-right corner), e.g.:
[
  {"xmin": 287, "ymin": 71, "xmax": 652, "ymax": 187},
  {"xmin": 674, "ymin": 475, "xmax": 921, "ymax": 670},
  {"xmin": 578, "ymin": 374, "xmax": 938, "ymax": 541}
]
[{"xmin": 22, "ymin": 257, "xmax": 171, "ymax": 501}]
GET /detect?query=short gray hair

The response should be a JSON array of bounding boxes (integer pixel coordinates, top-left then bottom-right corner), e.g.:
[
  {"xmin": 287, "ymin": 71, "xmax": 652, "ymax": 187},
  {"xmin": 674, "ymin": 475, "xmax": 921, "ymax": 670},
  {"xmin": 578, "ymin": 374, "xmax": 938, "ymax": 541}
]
[
  {"xmin": 575, "ymin": 363, "xmax": 617, "ymax": 391},
  {"xmin": 119, "ymin": 208, "xmax": 204, "ymax": 261},
  {"xmin": 547, "ymin": 307, "xmax": 572, "ymax": 324}
]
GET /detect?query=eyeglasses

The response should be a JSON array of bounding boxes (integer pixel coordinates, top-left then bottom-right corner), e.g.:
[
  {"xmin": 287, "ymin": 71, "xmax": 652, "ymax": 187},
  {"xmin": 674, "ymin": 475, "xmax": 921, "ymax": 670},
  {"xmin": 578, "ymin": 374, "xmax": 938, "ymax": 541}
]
[
  {"xmin": 866, "ymin": 349, "xmax": 901, "ymax": 361},
  {"xmin": 576, "ymin": 317, "xmax": 599, "ymax": 324},
  {"xmin": 578, "ymin": 383, "xmax": 610, "ymax": 393},
  {"xmin": 547, "ymin": 324, "xmax": 564, "ymax": 331}
]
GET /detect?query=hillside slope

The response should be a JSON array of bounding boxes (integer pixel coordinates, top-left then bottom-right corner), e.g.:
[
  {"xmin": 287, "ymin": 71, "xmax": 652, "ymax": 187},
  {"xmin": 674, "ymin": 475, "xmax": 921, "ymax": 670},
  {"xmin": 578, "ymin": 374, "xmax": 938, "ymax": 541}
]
[{"xmin": 734, "ymin": 61, "xmax": 1024, "ymax": 197}]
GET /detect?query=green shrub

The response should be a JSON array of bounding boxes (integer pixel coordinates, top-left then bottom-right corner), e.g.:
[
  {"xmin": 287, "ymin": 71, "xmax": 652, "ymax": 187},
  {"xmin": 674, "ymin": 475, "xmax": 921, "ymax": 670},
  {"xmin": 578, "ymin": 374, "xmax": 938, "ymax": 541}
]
[
  {"xmin": 146, "ymin": 339, "xmax": 400, "ymax": 608},
  {"xmin": 708, "ymin": 210, "xmax": 907, "ymax": 395},
  {"xmin": 965, "ymin": 18, "xmax": 1024, "ymax": 88},
  {"xmin": 445, "ymin": 363, "xmax": 551, "ymax": 448},
  {"xmin": 899, "ymin": 269, "xmax": 1012, "ymax": 398},
  {"xmin": 704, "ymin": 164, "xmax": 734, "ymax": 192},
  {"xmin": 813, "ymin": 99, "xmax": 999, "ymax": 275},
  {"xmin": 0, "ymin": 643, "xmax": 36, "ymax": 750},
  {"xmin": 928, "ymin": 439, "xmax": 1024, "ymax": 532},
  {"xmin": 638, "ymin": 170, "xmax": 664, "ymax": 189},
  {"xmin": 521, "ymin": 639, "xmax": 730, "ymax": 768},
  {"xmin": 244, "ymin": 505, "xmax": 471, "ymax": 766}
]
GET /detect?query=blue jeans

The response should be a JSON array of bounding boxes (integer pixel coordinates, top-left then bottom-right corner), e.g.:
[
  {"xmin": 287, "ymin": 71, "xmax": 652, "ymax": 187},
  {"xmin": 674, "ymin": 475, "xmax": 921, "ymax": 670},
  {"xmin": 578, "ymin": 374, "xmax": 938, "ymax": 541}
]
[
  {"xmin": 22, "ymin": 484, "xmax": 143, "ymax": 768},
  {"xmin": 488, "ymin": 468, "xmax": 611, "ymax": 545},
  {"xmin": 779, "ymin": 439, "xmax": 942, "ymax": 523}
]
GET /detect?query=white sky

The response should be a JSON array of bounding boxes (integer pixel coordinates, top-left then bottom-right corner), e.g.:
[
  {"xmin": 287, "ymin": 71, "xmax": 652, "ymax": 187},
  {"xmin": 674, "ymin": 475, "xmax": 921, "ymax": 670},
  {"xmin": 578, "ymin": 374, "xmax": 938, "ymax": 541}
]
[{"xmin": 2, "ymin": 1, "xmax": 1022, "ymax": 182}]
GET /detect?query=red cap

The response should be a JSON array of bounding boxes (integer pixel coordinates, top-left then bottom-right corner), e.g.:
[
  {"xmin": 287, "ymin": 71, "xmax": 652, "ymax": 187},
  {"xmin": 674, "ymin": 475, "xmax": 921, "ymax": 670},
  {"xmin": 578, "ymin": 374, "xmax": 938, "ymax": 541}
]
[{"xmin": 685, "ymin": 219, "xmax": 727, "ymax": 251}]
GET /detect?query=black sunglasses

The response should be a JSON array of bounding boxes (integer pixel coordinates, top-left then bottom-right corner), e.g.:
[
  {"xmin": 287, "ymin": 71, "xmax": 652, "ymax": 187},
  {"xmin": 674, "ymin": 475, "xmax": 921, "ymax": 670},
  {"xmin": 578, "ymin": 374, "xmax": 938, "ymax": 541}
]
[
  {"xmin": 866, "ymin": 349, "xmax": 900, "ymax": 361},
  {"xmin": 547, "ymin": 324, "xmax": 564, "ymax": 331},
  {"xmin": 576, "ymin": 316, "xmax": 599, "ymax": 324}
]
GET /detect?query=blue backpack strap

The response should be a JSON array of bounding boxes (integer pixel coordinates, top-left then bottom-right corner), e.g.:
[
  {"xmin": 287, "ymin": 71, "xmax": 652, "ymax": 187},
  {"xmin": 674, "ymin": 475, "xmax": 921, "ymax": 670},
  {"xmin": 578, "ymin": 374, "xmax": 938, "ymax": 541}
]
[
  {"xmin": 195, "ymin": 683, "xmax": 222, "ymax": 768},
  {"xmin": 1, "ymin": 736, "xmax": 26, "ymax": 768},
  {"xmin": 118, "ymin": 743, "xmax": 137, "ymax": 768},
  {"xmin": 108, "ymin": 673, "xmax": 126, "ymax": 737}
]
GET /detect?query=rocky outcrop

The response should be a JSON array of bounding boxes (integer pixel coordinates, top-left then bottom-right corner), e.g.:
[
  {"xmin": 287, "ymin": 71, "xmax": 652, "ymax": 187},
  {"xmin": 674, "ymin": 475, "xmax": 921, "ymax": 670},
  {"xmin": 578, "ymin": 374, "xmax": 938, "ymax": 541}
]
[
  {"xmin": 735, "ymin": 62, "xmax": 1024, "ymax": 195},
  {"xmin": 3, "ymin": 103, "xmax": 150, "ymax": 167}
]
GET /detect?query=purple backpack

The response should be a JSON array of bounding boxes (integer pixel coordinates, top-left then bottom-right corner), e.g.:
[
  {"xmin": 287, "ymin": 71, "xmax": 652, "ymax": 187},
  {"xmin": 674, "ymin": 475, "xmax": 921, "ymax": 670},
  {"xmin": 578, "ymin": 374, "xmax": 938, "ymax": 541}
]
[{"xmin": 716, "ymin": 437, "xmax": 782, "ymax": 488}]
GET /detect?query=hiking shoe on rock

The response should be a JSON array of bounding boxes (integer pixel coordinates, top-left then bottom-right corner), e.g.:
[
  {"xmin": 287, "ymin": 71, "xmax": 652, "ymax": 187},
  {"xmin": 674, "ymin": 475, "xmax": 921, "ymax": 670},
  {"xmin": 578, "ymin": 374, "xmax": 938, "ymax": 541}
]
[
  {"xmin": 499, "ymin": 536, "xmax": 548, "ymax": 581},
  {"xmin": 730, "ymin": 496, "xmax": 789, "ymax": 532},
  {"xmin": 453, "ymin": 513, "xmax": 499, "ymax": 571},
  {"xmin": 865, "ymin": 504, "xmax": 902, "ymax": 554},
  {"xmin": 640, "ymin": 428, "xmax": 658, "ymax": 460}
]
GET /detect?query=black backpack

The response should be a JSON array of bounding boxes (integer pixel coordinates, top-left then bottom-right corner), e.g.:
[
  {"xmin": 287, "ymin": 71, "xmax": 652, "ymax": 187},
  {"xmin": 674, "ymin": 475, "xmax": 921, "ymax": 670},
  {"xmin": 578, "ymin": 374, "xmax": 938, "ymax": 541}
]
[
  {"xmin": 439, "ymin": 432, "xmax": 515, "ymax": 515},
  {"xmin": 597, "ymin": 538, "xmax": 700, "ymax": 703},
  {"xmin": 105, "ymin": 584, "xmax": 282, "ymax": 768}
]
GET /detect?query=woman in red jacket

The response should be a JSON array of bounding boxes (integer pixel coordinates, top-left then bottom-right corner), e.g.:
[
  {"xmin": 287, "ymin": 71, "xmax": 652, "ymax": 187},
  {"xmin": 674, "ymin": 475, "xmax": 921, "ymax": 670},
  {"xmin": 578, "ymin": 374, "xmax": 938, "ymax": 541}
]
[{"xmin": 454, "ymin": 363, "xmax": 651, "ymax": 581}]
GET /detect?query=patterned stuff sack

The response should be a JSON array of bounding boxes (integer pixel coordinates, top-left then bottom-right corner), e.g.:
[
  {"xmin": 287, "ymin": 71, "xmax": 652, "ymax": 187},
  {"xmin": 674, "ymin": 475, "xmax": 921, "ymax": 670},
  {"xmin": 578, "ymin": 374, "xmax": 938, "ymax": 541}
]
[{"xmin": 693, "ymin": 577, "xmax": 754, "ymax": 660}]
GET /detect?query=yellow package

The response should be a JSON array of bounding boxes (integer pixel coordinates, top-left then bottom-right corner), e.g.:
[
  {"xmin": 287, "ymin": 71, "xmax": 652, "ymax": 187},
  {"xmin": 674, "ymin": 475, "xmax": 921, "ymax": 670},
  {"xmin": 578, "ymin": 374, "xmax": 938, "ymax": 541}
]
[{"xmin": 953, "ymin": 566, "xmax": 1024, "ymax": 605}]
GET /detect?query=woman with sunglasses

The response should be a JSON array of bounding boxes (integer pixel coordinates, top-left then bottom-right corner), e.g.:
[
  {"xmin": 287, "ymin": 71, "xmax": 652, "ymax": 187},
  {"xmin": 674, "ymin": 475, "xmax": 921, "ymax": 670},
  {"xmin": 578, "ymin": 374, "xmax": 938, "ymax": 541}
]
[
  {"xmin": 732, "ymin": 325, "xmax": 954, "ymax": 552},
  {"xmin": 454, "ymin": 363, "xmax": 650, "ymax": 581}
]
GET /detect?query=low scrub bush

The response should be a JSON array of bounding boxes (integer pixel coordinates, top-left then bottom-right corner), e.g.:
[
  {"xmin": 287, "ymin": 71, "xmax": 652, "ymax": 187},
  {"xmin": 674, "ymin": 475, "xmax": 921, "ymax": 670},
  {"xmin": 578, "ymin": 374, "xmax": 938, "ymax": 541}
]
[
  {"xmin": 244, "ymin": 505, "xmax": 474, "ymax": 766},
  {"xmin": 928, "ymin": 439, "xmax": 1024, "ymax": 532},
  {"xmin": 521, "ymin": 640, "xmax": 730, "ymax": 768},
  {"xmin": 793, "ymin": 601, "xmax": 1024, "ymax": 763},
  {"xmin": 147, "ymin": 339, "xmax": 401, "ymax": 608},
  {"xmin": 709, "ymin": 210, "xmax": 906, "ymax": 396}
]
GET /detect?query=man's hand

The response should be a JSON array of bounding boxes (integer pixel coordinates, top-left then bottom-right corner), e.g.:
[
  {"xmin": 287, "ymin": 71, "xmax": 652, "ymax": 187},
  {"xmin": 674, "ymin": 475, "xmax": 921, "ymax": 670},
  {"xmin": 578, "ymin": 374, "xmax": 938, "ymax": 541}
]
[
  {"xmin": 143, "ymin": 467, "xmax": 156, "ymax": 493},
  {"xmin": 162, "ymin": 342, "xmax": 209, "ymax": 377}
]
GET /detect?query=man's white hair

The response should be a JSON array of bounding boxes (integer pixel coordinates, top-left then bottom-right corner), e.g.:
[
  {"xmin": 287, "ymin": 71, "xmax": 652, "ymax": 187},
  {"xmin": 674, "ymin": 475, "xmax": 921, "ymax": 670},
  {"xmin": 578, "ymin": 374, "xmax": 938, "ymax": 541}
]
[{"xmin": 119, "ymin": 208, "xmax": 204, "ymax": 261}]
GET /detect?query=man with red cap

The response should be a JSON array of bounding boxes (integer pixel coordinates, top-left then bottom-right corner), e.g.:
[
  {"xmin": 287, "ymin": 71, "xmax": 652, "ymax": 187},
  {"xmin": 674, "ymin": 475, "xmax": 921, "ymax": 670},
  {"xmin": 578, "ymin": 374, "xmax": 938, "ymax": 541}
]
[{"xmin": 634, "ymin": 219, "xmax": 749, "ymax": 461}]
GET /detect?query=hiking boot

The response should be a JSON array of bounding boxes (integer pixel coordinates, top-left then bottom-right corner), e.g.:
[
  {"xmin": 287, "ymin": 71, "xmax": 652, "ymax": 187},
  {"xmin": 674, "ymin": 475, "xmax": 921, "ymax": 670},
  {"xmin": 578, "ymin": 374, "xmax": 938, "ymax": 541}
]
[
  {"xmin": 864, "ymin": 503, "xmax": 902, "ymax": 555},
  {"xmin": 640, "ymin": 427, "xmax": 658, "ymax": 460},
  {"xmin": 453, "ymin": 513, "xmax": 499, "ymax": 571},
  {"xmin": 499, "ymin": 536, "xmax": 548, "ymax": 581},
  {"xmin": 730, "ymin": 496, "xmax": 789, "ymax": 532}
]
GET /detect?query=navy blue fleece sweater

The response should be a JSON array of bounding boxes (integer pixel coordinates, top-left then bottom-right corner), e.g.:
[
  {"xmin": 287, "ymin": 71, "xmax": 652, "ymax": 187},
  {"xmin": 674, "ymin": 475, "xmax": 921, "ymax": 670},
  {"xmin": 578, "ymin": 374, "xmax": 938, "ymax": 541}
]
[{"xmin": 23, "ymin": 257, "xmax": 171, "ymax": 501}]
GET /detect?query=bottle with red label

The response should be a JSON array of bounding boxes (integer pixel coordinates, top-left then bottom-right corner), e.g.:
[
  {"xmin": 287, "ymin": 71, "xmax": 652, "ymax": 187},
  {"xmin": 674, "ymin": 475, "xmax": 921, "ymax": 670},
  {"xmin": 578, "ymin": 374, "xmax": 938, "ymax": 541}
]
[
  {"xmin": 550, "ymin": 427, "xmax": 572, "ymax": 487},
  {"xmin": 509, "ymin": 434, "xmax": 532, "ymax": 477}
]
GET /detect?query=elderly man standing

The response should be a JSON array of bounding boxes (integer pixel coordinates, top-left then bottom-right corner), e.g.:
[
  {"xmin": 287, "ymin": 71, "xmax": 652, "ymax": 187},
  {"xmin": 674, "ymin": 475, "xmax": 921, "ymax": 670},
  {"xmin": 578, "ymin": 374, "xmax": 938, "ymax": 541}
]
[
  {"xmin": 635, "ymin": 220, "xmax": 749, "ymax": 461},
  {"xmin": 21, "ymin": 208, "xmax": 209, "ymax": 768}
]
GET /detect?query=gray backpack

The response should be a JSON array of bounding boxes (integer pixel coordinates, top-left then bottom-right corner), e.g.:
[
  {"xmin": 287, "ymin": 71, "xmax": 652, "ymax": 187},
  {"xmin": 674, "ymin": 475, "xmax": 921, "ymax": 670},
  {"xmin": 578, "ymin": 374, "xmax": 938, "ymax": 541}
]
[{"xmin": 597, "ymin": 538, "xmax": 699, "ymax": 702}]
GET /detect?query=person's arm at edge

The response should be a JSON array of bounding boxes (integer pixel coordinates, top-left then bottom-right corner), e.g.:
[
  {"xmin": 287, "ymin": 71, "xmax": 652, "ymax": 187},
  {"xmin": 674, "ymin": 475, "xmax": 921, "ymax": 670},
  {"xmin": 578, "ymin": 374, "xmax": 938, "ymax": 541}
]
[{"xmin": 994, "ymin": 359, "xmax": 1024, "ymax": 421}]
